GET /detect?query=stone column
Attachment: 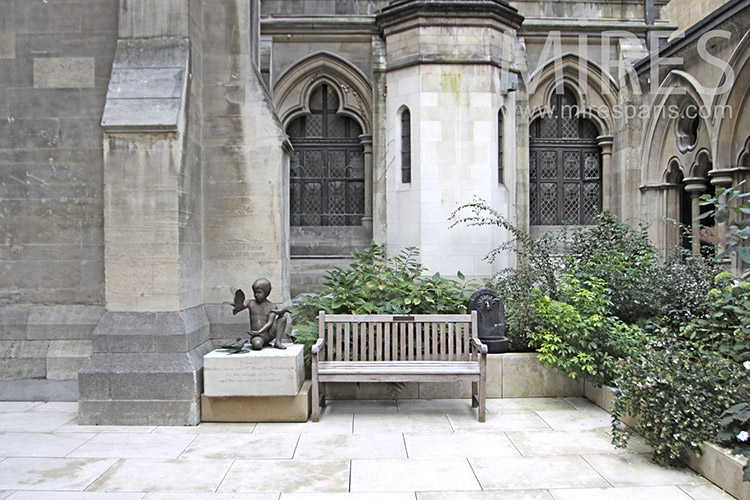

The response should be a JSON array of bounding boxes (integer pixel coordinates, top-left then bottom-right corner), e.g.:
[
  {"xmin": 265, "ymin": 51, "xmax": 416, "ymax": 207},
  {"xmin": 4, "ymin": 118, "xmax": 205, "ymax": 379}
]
[
  {"xmin": 709, "ymin": 170, "xmax": 734, "ymax": 253},
  {"xmin": 684, "ymin": 178, "xmax": 708, "ymax": 256},
  {"xmin": 360, "ymin": 134, "xmax": 374, "ymax": 231},
  {"xmin": 597, "ymin": 136, "xmax": 614, "ymax": 210}
]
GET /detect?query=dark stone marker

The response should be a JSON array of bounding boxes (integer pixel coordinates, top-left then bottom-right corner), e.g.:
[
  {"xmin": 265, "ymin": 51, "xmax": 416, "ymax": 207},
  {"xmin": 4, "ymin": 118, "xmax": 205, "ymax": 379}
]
[{"xmin": 468, "ymin": 288, "xmax": 509, "ymax": 354}]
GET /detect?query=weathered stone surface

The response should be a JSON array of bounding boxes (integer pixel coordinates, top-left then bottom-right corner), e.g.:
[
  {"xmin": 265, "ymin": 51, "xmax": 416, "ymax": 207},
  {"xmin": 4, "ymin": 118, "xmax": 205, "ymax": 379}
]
[
  {"xmin": 204, "ymin": 344, "xmax": 304, "ymax": 397},
  {"xmin": 101, "ymin": 39, "xmax": 188, "ymax": 132},
  {"xmin": 201, "ymin": 380, "xmax": 311, "ymax": 422},
  {"xmin": 0, "ymin": 32, "xmax": 15, "ymax": 59},
  {"xmin": 33, "ymin": 57, "xmax": 95, "ymax": 89},
  {"xmin": 0, "ymin": 379, "xmax": 78, "ymax": 401},
  {"xmin": 46, "ymin": 340, "xmax": 93, "ymax": 380}
]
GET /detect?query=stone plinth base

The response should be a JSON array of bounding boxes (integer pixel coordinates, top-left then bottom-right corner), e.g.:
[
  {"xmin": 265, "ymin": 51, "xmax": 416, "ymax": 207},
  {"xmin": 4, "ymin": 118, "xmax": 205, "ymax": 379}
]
[
  {"xmin": 204, "ymin": 344, "xmax": 304, "ymax": 397},
  {"xmin": 201, "ymin": 380, "xmax": 311, "ymax": 422}
]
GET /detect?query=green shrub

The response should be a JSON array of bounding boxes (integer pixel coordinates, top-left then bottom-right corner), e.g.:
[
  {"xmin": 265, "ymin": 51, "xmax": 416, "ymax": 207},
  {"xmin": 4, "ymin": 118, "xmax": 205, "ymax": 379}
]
[
  {"xmin": 530, "ymin": 276, "xmax": 645, "ymax": 386},
  {"xmin": 651, "ymin": 247, "xmax": 721, "ymax": 333},
  {"xmin": 715, "ymin": 401, "xmax": 750, "ymax": 481},
  {"xmin": 683, "ymin": 275, "xmax": 750, "ymax": 364},
  {"xmin": 450, "ymin": 197, "xmax": 565, "ymax": 350},
  {"xmin": 291, "ymin": 242, "xmax": 474, "ymax": 364},
  {"xmin": 612, "ymin": 337, "xmax": 745, "ymax": 466},
  {"xmin": 565, "ymin": 211, "xmax": 661, "ymax": 325}
]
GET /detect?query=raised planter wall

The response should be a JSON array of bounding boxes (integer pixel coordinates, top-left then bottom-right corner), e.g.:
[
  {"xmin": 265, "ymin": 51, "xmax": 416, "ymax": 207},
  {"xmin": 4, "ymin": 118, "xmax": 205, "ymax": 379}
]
[
  {"xmin": 584, "ymin": 382, "xmax": 749, "ymax": 500},
  {"xmin": 326, "ymin": 352, "xmax": 584, "ymax": 400}
]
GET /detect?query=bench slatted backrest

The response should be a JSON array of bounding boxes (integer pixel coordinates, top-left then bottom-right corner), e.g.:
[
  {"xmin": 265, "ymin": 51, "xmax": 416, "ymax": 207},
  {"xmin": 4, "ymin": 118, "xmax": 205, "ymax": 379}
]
[{"xmin": 318, "ymin": 313, "xmax": 477, "ymax": 362}]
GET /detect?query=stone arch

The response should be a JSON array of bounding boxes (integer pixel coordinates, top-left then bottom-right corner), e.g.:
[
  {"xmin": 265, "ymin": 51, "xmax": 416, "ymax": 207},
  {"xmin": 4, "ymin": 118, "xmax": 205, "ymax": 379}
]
[
  {"xmin": 527, "ymin": 52, "xmax": 619, "ymax": 136},
  {"xmin": 713, "ymin": 30, "xmax": 750, "ymax": 170},
  {"xmin": 273, "ymin": 51, "xmax": 373, "ymax": 135},
  {"xmin": 640, "ymin": 70, "xmax": 712, "ymax": 186}
]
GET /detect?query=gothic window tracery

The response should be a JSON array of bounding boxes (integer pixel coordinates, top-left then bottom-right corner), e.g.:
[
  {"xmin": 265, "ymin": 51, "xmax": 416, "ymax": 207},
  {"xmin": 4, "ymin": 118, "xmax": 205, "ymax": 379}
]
[
  {"xmin": 287, "ymin": 84, "xmax": 365, "ymax": 226},
  {"xmin": 529, "ymin": 88, "xmax": 602, "ymax": 225}
]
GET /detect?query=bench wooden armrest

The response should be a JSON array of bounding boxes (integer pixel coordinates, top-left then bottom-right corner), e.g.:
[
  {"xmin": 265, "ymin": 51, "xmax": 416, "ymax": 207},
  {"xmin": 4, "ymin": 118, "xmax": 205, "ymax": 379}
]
[
  {"xmin": 311, "ymin": 338, "xmax": 325, "ymax": 355},
  {"xmin": 471, "ymin": 337, "xmax": 488, "ymax": 355}
]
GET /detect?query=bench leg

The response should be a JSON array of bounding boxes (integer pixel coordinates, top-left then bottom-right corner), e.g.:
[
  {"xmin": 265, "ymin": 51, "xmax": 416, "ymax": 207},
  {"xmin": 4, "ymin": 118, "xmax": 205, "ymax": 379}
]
[
  {"xmin": 471, "ymin": 381, "xmax": 478, "ymax": 408},
  {"xmin": 312, "ymin": 379, "xmax": 320, "ymax": 422},
  {"xmin": 319, "ymin": 382, "xmax": 326, "ymax": 408},
  {"xmin": 478, "ymin": 379, "xmax": 486, "ymax": 422}
]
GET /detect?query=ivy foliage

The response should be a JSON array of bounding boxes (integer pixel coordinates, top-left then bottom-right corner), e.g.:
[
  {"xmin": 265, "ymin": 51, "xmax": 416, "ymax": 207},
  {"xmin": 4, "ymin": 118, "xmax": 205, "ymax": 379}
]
[{"xmin": 612, "ymin": 337, "xmax": 745, "ymax": 466}]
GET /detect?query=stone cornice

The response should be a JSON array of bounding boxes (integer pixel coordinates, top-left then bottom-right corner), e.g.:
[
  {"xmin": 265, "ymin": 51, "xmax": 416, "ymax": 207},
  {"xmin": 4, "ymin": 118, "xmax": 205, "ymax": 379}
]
[{"xmin": 376, "ymin": 0, "xmax": 524, "ymax": 35}]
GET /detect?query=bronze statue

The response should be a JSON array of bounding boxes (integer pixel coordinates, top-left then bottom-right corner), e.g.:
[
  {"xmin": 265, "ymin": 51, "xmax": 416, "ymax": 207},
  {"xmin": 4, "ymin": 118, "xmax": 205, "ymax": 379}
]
[{"xmin": 228, "ymin": 278, "xmax": 288, "ymax": 350}]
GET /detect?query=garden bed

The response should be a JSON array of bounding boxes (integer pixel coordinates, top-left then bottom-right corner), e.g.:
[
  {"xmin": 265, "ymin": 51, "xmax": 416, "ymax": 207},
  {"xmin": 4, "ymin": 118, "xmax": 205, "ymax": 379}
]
[{"xmin": 585, "ymin": 382, "xmax": 749, "ymax": 500}]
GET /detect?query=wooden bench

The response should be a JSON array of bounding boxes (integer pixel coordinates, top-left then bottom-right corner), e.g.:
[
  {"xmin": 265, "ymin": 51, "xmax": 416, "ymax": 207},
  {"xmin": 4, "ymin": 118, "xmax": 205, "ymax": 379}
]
[{"xmin": 311, "ymin": 311, "xmax": 487, "ymax": 422}]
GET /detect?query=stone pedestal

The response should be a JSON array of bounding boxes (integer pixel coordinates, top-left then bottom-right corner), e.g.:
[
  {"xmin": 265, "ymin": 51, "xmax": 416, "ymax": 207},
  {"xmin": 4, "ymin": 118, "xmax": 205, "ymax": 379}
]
[
  {"xmin": 203, "ymin": 344, "xmax": 304, "ymax": 397},
  {"xmin": 202, "ymin": 380, "xmax": 311, "ymax": 422},
  {"xmin": 202, "ymin": 344, "xmax": 308, "ymax": 422}
]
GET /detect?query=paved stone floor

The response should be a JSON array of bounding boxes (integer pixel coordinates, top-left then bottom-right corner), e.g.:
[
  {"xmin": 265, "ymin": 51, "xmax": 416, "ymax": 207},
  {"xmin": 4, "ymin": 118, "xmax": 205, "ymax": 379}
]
[{"xmin": 0, "ymin": 397, "xmax": 739, "ymax": 499}]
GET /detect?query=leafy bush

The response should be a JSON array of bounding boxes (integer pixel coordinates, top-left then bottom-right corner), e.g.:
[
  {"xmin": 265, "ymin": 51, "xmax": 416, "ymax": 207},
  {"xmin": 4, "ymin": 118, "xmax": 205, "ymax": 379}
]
[
  {"xmin": 530, "ymin": 276, "xmax": 645, "ymax": 386},
  {"xmin": 291, "ymin": 242, "xmax": 474, "ymax": 364},
  {"xmin": 565, "ymin": 211, "xmax": 660, "ymax": 325},
  {"xmin": 683, "ymin": 275, "xmax": 750, "ymax": 364},
  {"xmin": 698, "ymin": 181, "xmax": 750, "ymax": 263},
  {"xmin": 450, "ymin": 197, "xmax": 565, "ymax": 350},
  {"xmin": 651, "ymin": 247, "xmax": 721, "ymax": 333},
  {"xmin": 612, "ymin": 337, "xmax": 745, "ymax": 466},
  {"xmin": 716, "ymin": 401, "xmax": 750, "ymax": 481}
]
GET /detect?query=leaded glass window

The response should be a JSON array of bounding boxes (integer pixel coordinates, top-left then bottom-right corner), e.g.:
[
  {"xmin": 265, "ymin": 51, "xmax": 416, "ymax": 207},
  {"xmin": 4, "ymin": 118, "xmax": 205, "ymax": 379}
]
[
  {"xmin": 529, "ymin": 88, "xmax": 602, "ymax": 225},
  {"xmin": 498, "ymin": 111, "xmax": 504, "ymax": 184},
  {"xmin": 287, "ymin": 84, "xmax": 365, "ymax": 226},
  {"xmin": 401, "ymin": 109, "xmax": 411, "ymax": 184}
]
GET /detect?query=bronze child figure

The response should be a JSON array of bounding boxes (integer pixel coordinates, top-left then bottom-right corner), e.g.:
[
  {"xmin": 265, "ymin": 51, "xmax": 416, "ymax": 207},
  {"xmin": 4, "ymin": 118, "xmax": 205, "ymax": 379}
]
[{"xmin": 231, "ymin": 278, "xmax": 288, "ymax": 350}]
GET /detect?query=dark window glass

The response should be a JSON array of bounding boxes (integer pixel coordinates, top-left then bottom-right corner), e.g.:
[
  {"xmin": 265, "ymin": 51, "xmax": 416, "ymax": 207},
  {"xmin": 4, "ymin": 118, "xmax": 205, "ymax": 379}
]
[
  {"xmin": 401, "ymin": 109, "xmax": 411, "ymax": 184},
  {"xmin": 529, "ymin": 88, "xmax": 602, "ymax": 225},
  {"xmin": 498, "ymin": 111, "xmax": 504, "ymax": 184},
  {"xmin": 287, "ymin": 84, "xmax": 365, "ymax": 226}
]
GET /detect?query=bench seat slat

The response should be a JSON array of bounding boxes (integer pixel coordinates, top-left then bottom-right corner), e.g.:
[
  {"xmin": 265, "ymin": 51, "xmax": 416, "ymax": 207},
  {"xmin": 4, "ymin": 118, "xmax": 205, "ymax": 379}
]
[{"xmin": 318, "ymin": 361, "xmax": 480, "ymax": 376}]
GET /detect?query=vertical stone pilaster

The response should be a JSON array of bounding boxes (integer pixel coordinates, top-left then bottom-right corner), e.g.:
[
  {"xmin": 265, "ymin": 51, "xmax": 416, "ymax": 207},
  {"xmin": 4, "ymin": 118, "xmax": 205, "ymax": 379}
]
[{"xmin": 79, "ymin": 35, "xmax": 210, "ymax": 425}]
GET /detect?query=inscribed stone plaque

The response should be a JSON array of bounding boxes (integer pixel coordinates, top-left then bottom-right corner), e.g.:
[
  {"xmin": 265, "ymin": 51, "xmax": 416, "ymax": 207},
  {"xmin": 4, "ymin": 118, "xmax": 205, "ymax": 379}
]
[{"xmin": 203, "ymin": 344, "xmax": 304, "ymax": 397}]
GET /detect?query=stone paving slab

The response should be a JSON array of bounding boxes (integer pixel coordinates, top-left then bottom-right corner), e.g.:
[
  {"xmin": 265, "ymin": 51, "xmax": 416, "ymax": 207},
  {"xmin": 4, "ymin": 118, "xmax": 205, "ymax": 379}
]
[
  {"xmin": 218, "ymin": 459, "xmax": 351, "ymax": 493},
  {"xmin": 582, "ymin": 453, "xmax": 710, "ymax": 487},
  {"xmin": 470, "ymin": 455, "xmax": 611, "ymax": 490},
  {"xmin": 0, "ymin": 457, "xmax": 117, "ymax": 491},
  {"xmin": 417, "ymin": 491, "xmax": 555, "ymax": 500},
  {"xmin": 180, "ymin": 433, "xmax": 299, "ymax": 460},
  {"xmin": 295, "ymin": 432, "xmax": 407, "ymax": 459},
  {"xmin": 0, "ymin": 432, "xmax": 95, "ymax": 457},
  {"xmin": 506, "ymin": 429, "xmax": 652, "ymax": 456},
  {"xmin": 88, "ymin": 458, "xmax": 233, "ymax": 493},
  {"xmin": 5, "ymin": 493, "xmax": 145, "ymax": 500},
  {"xmin": 0, "ymin": 399, "xmax": 739, "ymax": 499},
  {"xmin": 68, "ymin": 433, "xmax": 197, "ymax": 459},
  {"xmin": 404, "ymin": 431, "xmax": 520, "ymax": 459},
  {"xmin": 0, "ymin": 411, "xmax": 75, "ymax": 432},
  {"xmin": 350, "ymin": 458, "xmax": 481, "ymax": 492},
  {"xmin": 548, "ymin": 485, "xmax": 697, "ymax": 500}
]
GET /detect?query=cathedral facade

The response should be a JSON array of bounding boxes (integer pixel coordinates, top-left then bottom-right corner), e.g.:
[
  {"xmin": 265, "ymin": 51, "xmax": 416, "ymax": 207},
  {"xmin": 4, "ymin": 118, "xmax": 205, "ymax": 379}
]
[{"xmin": 0, "ymin": 0, "xmax": 748, "ymax": 423}]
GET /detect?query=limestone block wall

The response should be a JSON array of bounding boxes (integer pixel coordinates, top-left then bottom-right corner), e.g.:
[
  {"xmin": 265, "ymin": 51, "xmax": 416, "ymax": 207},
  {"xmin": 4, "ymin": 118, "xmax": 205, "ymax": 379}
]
[
  {"xmin": 385, "ymin": 63, "xmax": 515, "ymax": 278},
  {"xmin": 0, "ymin": 0, "xmax": 118, "ymax": 399},
  {"xmin": 201, "ymin": 0, "xmax": 290, "ymax": 308}
]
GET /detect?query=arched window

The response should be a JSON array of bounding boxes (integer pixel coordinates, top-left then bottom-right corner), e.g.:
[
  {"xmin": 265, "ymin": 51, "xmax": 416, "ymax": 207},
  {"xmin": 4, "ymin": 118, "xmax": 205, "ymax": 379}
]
[
  {"xmin": 287, "ymin": 84, "xmax": 365, "ymax": 226},
  {"xmin": 529, "ymin": 88, "xmax": 601, "ymax": 225},
  {"xmin": 401, "ymin": 108, "xmax": 411, "ymax": 184},
  {"xmin": 498, "ymin": 110, "xmax": 504, "ymax": 185}
]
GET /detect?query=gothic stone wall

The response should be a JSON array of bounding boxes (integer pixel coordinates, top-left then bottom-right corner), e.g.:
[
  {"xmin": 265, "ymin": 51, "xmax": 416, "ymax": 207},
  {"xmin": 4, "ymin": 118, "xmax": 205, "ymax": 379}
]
[{"xmin": 0, "ymin": 0, "xmax": 119, "ymax": 400}]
